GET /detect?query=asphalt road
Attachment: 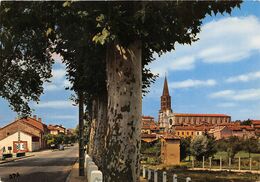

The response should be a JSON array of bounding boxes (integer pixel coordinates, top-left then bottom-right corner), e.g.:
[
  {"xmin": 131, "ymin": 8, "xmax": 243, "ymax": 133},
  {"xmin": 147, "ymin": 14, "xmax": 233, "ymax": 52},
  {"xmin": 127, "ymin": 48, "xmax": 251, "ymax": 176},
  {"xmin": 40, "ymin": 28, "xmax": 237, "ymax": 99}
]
[{"xmin": 0, "ymin": 144, "xmax": 78, "ymax": 182}]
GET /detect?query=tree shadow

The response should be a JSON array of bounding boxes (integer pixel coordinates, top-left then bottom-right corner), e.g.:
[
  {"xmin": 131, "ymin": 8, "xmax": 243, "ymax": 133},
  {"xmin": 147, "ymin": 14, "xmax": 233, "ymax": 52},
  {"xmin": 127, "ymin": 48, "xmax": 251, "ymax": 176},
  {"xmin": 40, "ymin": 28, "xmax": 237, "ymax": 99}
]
[{"xmin": 1, "ymin": 171, "xmax": 70, "ymax": 182}]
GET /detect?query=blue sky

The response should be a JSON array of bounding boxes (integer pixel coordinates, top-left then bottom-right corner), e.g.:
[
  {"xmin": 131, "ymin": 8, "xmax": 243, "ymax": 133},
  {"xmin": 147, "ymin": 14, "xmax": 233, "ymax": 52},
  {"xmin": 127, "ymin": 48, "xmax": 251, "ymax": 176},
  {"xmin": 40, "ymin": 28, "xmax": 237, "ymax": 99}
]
[{"xmin": 1, "ymin": 1, "xmax": 260, "ymax": 128}]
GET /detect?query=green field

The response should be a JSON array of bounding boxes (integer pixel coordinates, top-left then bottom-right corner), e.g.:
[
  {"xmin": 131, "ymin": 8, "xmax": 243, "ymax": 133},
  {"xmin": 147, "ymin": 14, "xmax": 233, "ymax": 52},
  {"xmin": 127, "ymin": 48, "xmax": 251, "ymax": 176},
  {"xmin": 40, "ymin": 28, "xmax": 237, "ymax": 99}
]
[
  {"xmin": 214, "ymin": 151, "xmax": 260, "ymax": 159},
  {"xmin": 142, "ymin": 166, "xmax": 260, "ymax": 182}
]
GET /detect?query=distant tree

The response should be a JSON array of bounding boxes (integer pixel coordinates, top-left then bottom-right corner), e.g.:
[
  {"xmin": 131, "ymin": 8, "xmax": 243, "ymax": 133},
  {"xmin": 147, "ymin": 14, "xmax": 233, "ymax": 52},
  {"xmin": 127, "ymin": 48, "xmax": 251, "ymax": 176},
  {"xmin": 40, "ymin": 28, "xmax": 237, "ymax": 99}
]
[
  {"xmin": 226, "ymin": 136, "xmax": 242, "ymax": 159},
  {"xmin": 54, "ymin": 133, "xmax": 65, "ymax": 145},
  {"xmin": 241, "ymin": 119, "xmax": 252, "ymax": 126},
  {"xmin": 243, "ymin": 137, "xmax": 259, "ymax": 158},
  {"xmin": 191, "ymin": 135, "xmax": 217, "ymax": 161},
  {"xmin": 180, "ymin": 137, "xmax": 191, "ymax": 161}
]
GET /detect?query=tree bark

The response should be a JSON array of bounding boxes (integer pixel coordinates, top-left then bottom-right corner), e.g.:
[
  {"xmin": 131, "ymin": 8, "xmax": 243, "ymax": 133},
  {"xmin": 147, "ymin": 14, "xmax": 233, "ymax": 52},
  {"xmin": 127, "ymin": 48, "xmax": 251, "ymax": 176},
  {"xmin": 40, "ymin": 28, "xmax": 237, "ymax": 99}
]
[
  {"xmin": 103, "ymin": 41, "xmax": 142, "ymax": 182},
  {"xmin": 78, "ymin": 91, "xmax": 85, "ymax": 176},
  {"xmin": 92, "ymin": 94, "xmax": 108, "ymax": 170},
  {"xmin": 88, "ymin": 98, "xmax": 98, "ymax": 156}
]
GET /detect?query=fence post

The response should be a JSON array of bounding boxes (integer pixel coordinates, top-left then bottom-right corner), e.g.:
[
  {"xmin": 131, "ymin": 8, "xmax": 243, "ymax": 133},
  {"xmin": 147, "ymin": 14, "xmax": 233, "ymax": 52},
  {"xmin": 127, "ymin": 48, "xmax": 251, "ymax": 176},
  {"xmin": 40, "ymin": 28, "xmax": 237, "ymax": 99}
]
[
  {"xmin": 173, "ymin": 174, "xmax": 177, "ymax": 182},
  {"xmin": 238, "ymin": 157, "xmax": 241, "ymax": 171},
  {"xmin": 250, "ymin": 158, "xmax": 252, "ymax": 171},
  {"xmin": 148, "ymin": 169, "xmax": 151, "ymax": 180},
  {"xmin": 220, "ymin": 156, "xmax": 222, "ymax": 170},
  {"xmin": 229, "ymin": 158, "xmax": 231, "ymax": 171},
  {"xmin": 154, "ymin": 170, "xmax": 158, "ymax": 182},
  {"xmin": 192, "ymin": 157, "xmax": 195, "ymax": 168},
  {"xmin": 186, "ymin": 177, "xmax": 191, "ymax": 182},
  {"xmin": 209, "ymin": 157, "xmax": 212, "ymax": 170},
  {"xmin": 202, "ymin": 156, "xmax": 205, "ymax": 169},
  {"xmin": 142, "ymin": 166, "xmax": 146, "ymax": 178},
  {"xmin": 163, "ymin": 171, "xmax": 167, "ymax": 182}
]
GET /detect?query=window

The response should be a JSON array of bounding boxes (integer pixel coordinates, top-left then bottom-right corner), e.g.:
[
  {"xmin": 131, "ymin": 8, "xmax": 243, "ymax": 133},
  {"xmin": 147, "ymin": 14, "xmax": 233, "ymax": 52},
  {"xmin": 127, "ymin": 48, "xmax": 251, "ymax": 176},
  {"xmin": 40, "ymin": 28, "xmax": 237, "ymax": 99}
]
[
  {"xmin": 187, "ymin": 132, "xmax": 189, "ymax": 135},
  {"xmin": 191, "ymin": 132, "xmax": 194, "ymax": 135},
  {"xmin": 177, "ymin": 132, "xmax": 180, "ymax": 135},
  {"xmin": 169, "ymin": 119, "xmax": 173, "ymax": 125},
  {"xmin": 182, "ymin": 132, "xmax": 184, "ymax": 135}
]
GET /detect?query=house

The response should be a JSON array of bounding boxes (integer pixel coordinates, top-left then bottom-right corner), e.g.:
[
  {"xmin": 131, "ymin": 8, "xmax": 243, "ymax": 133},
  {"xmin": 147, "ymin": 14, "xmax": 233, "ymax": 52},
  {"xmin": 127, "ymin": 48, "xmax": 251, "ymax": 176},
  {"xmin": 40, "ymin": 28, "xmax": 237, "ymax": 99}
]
[
  {"xmin": 141, "ymin": 116, "xmax": 160, "ymax": 135},
  {"xmin": 0, "ymin": 115, "xmax": 48, "ymax": 153},
  {"xmin": 160, "ymin": 134, "xmax": 180, "ymax": 165},
  {"xmin": 47, "ymin": 124, "xmax": 66, "ymax": 135},
  {"xmin": 252, "ymin": 120, "xmax": 260, "ymax": 136},
  {"xmin": 208, "ymin": 126, "xmax": 233, "ymax": 140}
]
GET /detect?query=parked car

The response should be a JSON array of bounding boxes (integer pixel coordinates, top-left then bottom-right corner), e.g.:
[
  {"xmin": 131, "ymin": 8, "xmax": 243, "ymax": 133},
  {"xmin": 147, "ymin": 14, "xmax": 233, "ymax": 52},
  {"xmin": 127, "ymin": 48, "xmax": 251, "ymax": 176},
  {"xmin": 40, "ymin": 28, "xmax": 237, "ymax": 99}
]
[{"xmin": 59, "ymin": 144, "xmax": 64, "ymax": 150}]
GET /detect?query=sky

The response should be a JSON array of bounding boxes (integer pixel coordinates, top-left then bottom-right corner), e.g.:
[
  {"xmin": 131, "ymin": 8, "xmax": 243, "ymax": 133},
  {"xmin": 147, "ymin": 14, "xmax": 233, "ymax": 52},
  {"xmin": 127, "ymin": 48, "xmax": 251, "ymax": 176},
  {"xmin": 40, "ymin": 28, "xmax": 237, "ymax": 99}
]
[{"xmin": 1, "ymin": 1, "xmax": 260, "ymax": 128}]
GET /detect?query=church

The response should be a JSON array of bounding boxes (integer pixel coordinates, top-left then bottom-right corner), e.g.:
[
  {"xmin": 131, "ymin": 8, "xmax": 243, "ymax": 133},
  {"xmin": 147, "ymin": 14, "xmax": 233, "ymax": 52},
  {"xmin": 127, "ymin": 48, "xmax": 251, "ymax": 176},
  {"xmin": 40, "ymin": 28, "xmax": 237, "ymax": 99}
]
[{"xmin": 158, "ymin": 77, "xmax": 231, "ymax": 131}]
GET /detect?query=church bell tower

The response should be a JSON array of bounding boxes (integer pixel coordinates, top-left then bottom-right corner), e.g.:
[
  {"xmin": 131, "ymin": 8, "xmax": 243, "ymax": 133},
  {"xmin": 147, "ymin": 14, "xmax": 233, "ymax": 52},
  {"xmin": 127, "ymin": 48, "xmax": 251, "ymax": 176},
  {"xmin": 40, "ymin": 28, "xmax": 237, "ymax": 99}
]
[{"xmin": 160, "ymin": 77, "xmax": 172, "ymax": 113}]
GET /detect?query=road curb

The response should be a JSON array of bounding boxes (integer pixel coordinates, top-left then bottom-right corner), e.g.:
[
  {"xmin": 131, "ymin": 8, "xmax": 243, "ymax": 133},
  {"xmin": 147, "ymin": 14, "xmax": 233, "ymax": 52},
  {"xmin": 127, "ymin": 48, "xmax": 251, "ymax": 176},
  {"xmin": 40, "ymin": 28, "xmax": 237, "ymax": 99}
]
[
  {"xmin": 65, "ymin": 158, "xmax": 79, "ymax": 182},
  {"xmin": 0, "ymin": 154, "xmax": 35, "ymax": 164}
]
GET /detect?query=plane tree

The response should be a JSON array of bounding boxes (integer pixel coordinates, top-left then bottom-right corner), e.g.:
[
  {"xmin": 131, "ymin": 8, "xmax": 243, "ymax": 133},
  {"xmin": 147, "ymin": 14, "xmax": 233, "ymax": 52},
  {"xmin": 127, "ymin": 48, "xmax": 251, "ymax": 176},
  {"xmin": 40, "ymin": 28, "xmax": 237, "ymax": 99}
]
[{"xmin": 0, "ymin": 1, "xmax": 241, "ymax": 181}]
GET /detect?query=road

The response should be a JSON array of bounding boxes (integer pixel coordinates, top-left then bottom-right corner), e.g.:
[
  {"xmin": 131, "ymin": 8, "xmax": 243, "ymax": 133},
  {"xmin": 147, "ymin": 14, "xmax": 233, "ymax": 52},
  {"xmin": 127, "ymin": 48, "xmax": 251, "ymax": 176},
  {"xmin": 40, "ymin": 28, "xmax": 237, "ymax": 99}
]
[{"xmin": 0, "ymin": 144, "xmax": 78, "ymax": 182}]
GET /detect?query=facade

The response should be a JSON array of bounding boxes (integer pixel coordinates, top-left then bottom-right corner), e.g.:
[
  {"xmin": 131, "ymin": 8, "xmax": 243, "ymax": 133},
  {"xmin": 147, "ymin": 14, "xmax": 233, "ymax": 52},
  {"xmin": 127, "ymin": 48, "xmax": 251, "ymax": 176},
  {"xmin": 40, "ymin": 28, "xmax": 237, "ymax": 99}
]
[
  {"xmin": 208, "ymin": 126, "xmax": 233, "ymax": 140},
  {"xmin": 174, "ymin": 113, "xmax": 231, "ymax": 126},
  {"xmin": 160, "ymin": 135, "xmax": 180, "ymax": 165},
  {"xmin": 0, "ymin": 116, "xmax": 47, "ymax": 153}
]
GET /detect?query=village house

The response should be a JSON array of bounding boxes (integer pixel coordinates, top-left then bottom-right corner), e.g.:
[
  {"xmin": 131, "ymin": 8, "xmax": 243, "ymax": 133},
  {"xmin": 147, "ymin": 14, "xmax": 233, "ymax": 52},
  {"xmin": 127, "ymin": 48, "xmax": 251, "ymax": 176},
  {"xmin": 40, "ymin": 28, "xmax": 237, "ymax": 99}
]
[
  {"xmin": 47, "ymin": 124, "xmax": 66, "ymax": 135},
  {"xmin": 0, "ymin": 115, "xmax": 48, "ymax": 153},
  {"xmin": 208, "ymin": 126, "xmax": 233, "ymax": 140},
  {"xmin": 160, "ymin": 135, "xmax": 180, "ymax": 165}
]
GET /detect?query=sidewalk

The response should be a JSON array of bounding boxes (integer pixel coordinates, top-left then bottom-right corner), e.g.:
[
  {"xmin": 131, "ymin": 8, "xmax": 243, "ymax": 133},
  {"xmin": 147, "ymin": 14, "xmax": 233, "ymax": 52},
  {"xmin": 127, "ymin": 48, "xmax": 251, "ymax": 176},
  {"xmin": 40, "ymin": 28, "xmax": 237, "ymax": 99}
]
[
  {"xmin": 0, "ymin": 153, "xmax": 35, "ymax": 164},
  {"xmin": 66, "ymin": 160, "xmax": 86, "ymax": 182}
]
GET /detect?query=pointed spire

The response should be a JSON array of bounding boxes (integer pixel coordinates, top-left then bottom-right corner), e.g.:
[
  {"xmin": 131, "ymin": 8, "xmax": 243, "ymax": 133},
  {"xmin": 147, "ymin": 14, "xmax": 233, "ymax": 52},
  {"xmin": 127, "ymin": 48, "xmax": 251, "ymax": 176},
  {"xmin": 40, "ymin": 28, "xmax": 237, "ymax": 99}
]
[{"xmin": 162, "ymin": 76, "xmax": 170, "ymax": 96}]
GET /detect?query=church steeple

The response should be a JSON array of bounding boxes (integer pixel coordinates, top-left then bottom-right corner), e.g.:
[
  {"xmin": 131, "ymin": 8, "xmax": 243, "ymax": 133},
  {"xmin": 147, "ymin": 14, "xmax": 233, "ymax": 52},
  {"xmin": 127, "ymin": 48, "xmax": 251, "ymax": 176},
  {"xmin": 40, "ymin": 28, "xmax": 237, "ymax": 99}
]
[
  {"xmin": 162, "ymin": 77, "xmax": 170, "ymax": 96},
  {"xmin": 160, "ymin": 76, "xmax": 172, "ymax": 112}
]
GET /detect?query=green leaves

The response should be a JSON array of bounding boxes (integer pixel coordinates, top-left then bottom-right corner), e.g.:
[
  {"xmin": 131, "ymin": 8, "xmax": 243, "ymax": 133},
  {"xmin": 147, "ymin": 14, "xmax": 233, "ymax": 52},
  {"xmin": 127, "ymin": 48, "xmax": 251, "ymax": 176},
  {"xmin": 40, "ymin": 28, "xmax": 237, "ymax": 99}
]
[
  {"xmin": 92, "ymin": 27, "xmax": 111, "ymax": 45},
  {"xmin": 62, "ymin": 1, "xmax": 71, "ymax": 8}
]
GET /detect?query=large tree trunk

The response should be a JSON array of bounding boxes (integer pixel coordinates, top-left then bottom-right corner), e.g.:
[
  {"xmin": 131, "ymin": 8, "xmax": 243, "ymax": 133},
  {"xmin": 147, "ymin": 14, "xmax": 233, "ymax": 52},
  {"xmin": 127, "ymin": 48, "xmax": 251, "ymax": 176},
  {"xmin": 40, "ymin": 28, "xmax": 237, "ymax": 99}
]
[
  {"xmin": 103, "ymin": 41, "xmax": 142, "ymax": 182},
  {"xmin": 78, "ymin": 91, "xmax": 85, "ymax": 176},
  {"xmin": 92, "ymin": 94, "xmax": 108, "ymax": 171},
  {"xmin": 87, "ymin": 94, "xmax": 108, "ymax": 172},
  {"xmin": 88, "ymin": 98, "xmax": 98, "ymax": 156}
]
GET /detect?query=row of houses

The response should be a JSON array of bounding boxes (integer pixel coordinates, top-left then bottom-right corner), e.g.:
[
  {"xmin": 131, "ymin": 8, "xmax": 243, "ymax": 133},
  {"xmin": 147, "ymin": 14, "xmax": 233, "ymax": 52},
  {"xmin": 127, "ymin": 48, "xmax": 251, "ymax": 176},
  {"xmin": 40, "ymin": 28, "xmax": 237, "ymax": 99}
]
[
  {"xmin": 0, "ymin": 115, "xmax": 72, "ymax": 154},
  {"xmin": 141, "ymin": 116, "xmax": 260, "ymax": 141}
]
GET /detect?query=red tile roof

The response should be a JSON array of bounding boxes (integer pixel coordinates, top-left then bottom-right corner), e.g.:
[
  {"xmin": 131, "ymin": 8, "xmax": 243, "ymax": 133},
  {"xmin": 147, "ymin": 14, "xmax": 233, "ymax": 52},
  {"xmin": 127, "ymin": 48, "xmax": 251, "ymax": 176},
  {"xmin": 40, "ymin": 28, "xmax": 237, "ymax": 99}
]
[
  {"xmin": 174, "ymin": 113, "xmax": 230, "ymax": 117},
  {"xmin": 22, "ymin": 117, "xmax": 44, "ymax": 132},
  {"xmin": 252, "ymin": 120, "xmax": 260, "ymax": 125}
]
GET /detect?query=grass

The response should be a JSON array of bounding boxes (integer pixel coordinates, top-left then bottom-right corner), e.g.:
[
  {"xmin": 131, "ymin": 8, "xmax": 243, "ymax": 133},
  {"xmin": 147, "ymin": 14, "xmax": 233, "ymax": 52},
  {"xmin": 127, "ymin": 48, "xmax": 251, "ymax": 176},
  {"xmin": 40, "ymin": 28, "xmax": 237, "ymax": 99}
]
[
  {"xmin": 215, "ymin": 151, "xmax": 260, "ymax": 159},
  {"xmin": 142, "ymin": 165, "xmax": 260, "ymax": 182}
]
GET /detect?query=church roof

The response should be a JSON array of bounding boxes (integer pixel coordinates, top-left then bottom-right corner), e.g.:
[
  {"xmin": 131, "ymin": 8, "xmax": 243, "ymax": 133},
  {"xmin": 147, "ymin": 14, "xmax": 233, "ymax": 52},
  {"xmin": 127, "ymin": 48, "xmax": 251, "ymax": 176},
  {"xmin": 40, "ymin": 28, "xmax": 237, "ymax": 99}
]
[
  {"xmin": 162, "ymin": 77, "xmax": 170, "ymax": 96},
  {"xmin": 174, "ymin": 113, "xmax": 230, "ymax": 117}
]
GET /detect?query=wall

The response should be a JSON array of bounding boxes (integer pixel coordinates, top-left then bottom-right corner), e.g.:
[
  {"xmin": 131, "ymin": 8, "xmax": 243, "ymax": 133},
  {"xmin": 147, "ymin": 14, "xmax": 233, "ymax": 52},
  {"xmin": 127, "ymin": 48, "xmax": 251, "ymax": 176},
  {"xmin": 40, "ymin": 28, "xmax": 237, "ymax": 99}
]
[
  {"xmin": 0, "ymin": 131, "xmax": 32, "ymax": 153},
  {"xmin": 161, "ymin": 138, "xmax": 180, "ymax": 165},
  {"xmin": 0, "ymin": 121, "xmax": 41, "ymax": 141}
]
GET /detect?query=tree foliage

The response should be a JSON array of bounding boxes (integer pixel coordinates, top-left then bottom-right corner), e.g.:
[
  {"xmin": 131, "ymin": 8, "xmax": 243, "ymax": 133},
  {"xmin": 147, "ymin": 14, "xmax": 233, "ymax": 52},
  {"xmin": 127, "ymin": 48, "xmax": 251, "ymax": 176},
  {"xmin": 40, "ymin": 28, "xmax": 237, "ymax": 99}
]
[
  {"xmin": 180, "ymin": 137, "xmax": 191, "ymax": 161},
  {"xmin": 191, "ymin": 135, "xmax": 217, "ymax": 161},
  {"xmin": 0, "ymin": 1, "xmax": 241, "ymax": 115}
]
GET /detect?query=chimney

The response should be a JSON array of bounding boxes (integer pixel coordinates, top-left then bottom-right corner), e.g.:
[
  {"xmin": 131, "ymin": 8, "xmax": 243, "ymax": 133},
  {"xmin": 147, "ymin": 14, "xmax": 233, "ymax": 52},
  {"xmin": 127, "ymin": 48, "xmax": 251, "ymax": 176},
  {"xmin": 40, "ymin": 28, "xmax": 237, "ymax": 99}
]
[
  {"xmin": 38, "ymin": 118, "xmax": 42, "ymax": 122},
  {"xmin": 33, "ymin": 115, "xmax": 37, "ymax": 120}
]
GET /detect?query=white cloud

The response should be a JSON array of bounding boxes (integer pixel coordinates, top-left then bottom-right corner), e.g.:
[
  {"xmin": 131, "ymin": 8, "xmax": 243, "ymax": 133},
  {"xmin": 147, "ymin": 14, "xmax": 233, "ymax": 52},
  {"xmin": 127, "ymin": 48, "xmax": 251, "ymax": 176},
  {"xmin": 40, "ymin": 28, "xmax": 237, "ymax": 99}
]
[
  {"xmin": 49, "ymin": 115, "xmax": 77, "ymax": 120},
  {"xmin": 51, "ymin": 53, "xmax": 63, "ymax": 64},
  {"xmin": 43, "ymin": 68, "xmax": 71, "ymax": 92},
  {"xmin": 226, "ymin": 71, "xmax": 260, "ymax": 83},
  {"xmin": 33, "ymin": 100, "xmax": 75, "ymax": 109},
  {"xmin": 149, "ymin": 16, "xmax": 260, "ymax": 76},
  {"xmin": 169, "ymin": 79, "xmax": 217, "ymax": 89},
  {"xmin": 209, "ymin": 88, "xmax": 260, "ymax": 101},
  {"xmin": 217, "ymin": 102, "xmax": 237, "ymax": 108}
]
